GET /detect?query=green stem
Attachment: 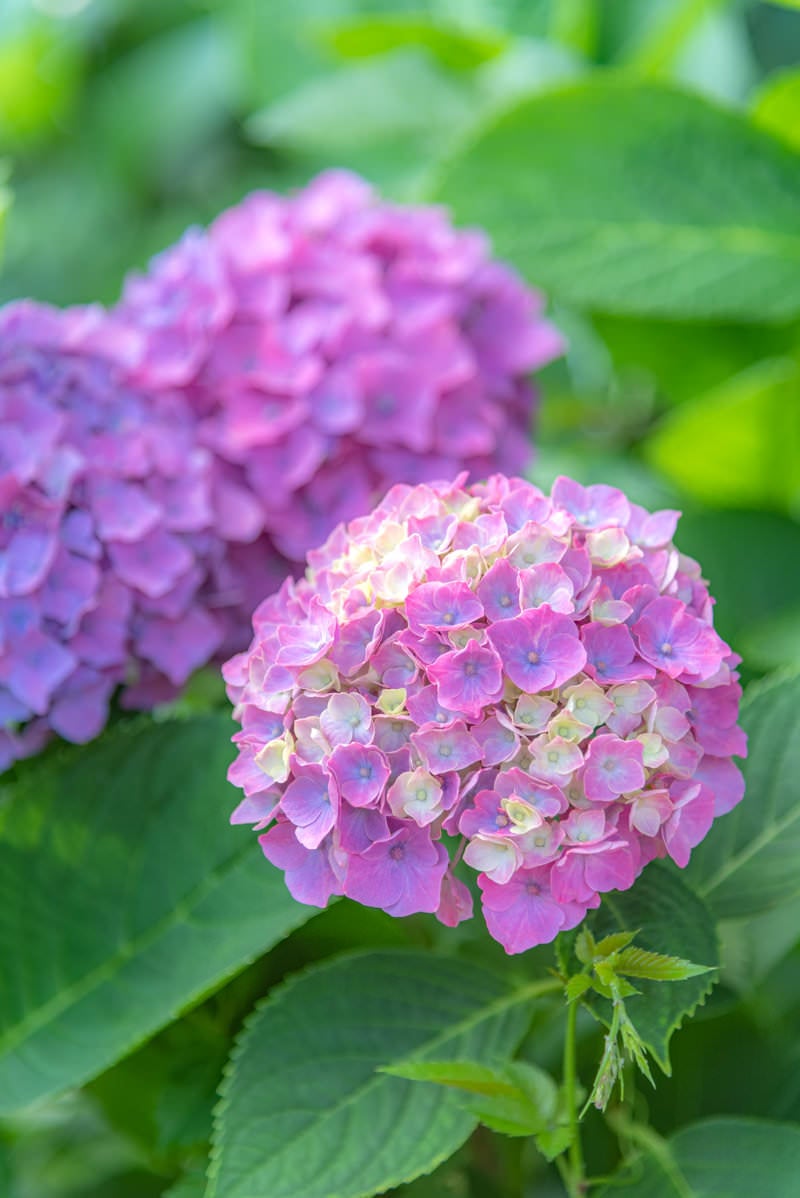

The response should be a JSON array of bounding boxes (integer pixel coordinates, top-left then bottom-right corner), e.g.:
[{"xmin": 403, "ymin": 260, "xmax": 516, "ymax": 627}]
[{"xmin": 562, "ymin": 998, "xmax": 585, "ymax": 1197}]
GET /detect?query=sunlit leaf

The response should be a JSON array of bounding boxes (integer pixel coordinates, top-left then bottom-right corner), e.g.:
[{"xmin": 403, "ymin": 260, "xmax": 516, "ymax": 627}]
[{"xmin": 434, "ymin": 77, "xmax": 800, "ymax": 321}]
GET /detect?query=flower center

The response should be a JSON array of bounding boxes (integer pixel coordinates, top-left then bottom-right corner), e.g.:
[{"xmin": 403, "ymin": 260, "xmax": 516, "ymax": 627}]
[{"xmin": 527, "ymin": 650, "xmax": 540, "ymax": 665}]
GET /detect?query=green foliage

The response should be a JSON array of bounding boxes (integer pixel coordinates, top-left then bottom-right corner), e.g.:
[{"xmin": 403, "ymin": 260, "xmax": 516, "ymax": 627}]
[
  {"xmin": 752, "ymin": 67, "xmax": 800, "ymax": 151},
  {"xmin": 644, "ymin": 359, "xmax": 800, "ymax": 514},
  {"xmin": 3, "ymin": 2, "xmax": 800, "ymax": 1195},
  {"xmin": 434, "ymin": 76, "xmax": 800, "ymax": 321},
  {"xmin": 321, "ymin": 14, "xmax": 508, "ymax": 69},
  {"xmin": 207, "ymin": 950, "xmax": 541, "ymax": 1198},
  {"xmin": 673, "ymin": 509, "xmax": 800, "ymax": 648},
  {"xmin": 0, "ymin": 21, "xmax": 82, "ymax": 147},
  {"xmin": 163, "ymin": 1170, "xmax": 206, "ymax": 1198},
  {"xmin": 0, "ymin": 716, "xmax": 313, "ymax": 1114},
  {"xmin": 383, "ymin": 1058, "xmax": 571, "ymax": 1155},
  {"xmin": 687, "ymin": 670, "xmax": 800, "ymax": 919},
  {"xmin": 613, "ymin": 947, "xmax": 711, "ymax": 982},
  {"xmin": 587, "ymin": 864, "xmax": 718, "ymax": 1072},
  {"xmin": 597, "ymin": 1118, "xmax": 800, "ymax": 1197}
]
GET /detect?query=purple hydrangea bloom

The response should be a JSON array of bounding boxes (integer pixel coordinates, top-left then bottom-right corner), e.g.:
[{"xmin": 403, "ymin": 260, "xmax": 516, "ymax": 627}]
[
  {"xmin": 226, "ymin": 473, "xmax": 747, "ymax": 955},
  {"xmin": 0, "ymin": 301, "xmax": 230, "ymax": 768},
  {"xmin": 113, "ymin": 169, "xmax": 562, "ymax": 616}
]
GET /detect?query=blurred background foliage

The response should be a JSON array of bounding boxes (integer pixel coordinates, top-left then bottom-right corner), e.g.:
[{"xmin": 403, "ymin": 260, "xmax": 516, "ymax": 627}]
[{"xmin": 2, "ymin": 1, "xmax": 800, "ymax": 1195}]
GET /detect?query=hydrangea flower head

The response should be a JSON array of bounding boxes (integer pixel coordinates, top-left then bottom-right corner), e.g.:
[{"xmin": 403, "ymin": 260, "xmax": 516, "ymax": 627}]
[
  {"xmin": 114, "ymin": 170, "xmax": 562, "ymax": 621},
  {"xmin": 227, "ymin": 473, "xmax": 747, "ymax": 954},
  {"xmin": 0, "ymin": 301, "xmax": 226, "ymax": 769}
]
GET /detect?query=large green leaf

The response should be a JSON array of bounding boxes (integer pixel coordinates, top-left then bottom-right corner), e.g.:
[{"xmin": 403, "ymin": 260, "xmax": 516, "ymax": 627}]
[
  {"xmin": 588, "ymin": 864, "xmax": 718, "ymax": 1072},
  {"xmin": 598, "ymin": 1118, "xmax": 800, "ymax": 1197},
  {"xmin": 433, "ymin": 77, "xmax": 800, "ymax": 321},
  {"xmin": 208, "ymin": 950, "xmax": 544, "ymax": 1198},
  {"xmin": 686, "ymin": 670, "xmax": 800, "ymax": 920},
  {"xmin": 643, "ymin": 359, "xmax": 800, "ymax": 513},
  {"xmin": 0, "ymin": 715, "xmax": 313, "ymax": 1114}
]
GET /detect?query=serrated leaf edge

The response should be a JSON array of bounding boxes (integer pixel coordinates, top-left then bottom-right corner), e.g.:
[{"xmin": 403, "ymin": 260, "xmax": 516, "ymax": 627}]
[{"xmin": 206, "ymin": 949, "xmax": 550, "ymax": 1198}]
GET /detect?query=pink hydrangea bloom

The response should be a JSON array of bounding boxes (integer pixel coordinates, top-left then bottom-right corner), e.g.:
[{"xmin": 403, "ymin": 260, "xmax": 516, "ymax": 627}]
[
  {"xmin": 225, "ymin": 473, "xmax": 747, "ymax": 955},
  {"xmin": 0, "ymin": 301, "xmax": 228, "ymax": 769},
  {"xmin": 113, "ymin": 170, "xmax": 562, "ymax": 624}
]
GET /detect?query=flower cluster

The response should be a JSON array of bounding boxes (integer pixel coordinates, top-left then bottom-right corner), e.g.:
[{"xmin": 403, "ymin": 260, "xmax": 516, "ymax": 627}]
[
  {"xmin": 0, "ymin": 301, "xmax": 226, "ymax": 770},
  {"xmin": 114, "ymin": 169, "xmax": 561, "ymax": 621},
  {"xmin": 225, "ymin": 474, "xmax": 746, "ymax": 954},
  {"xmin": 1, "ymin": 177, "xmax": 561, "ymax": 770}
]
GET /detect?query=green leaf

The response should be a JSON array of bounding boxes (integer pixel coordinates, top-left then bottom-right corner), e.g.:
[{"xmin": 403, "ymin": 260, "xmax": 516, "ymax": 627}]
[
  {"xmin": 0, "ymin": 715, "xmax": 314, "ymax": 1114},
  {"xmin": 467, "ymin": 1062, "xmax": 564, "ymax": 1145},
  {"xmin": 752, "ymin": 67, "xmax": 800, "ymax": 152},
  {"xmin": 433, "ymin": 77, "xmax": 800, "ymax": 321},
  {"xmin": 387, "ymin": 1056, "xmax": 564, "ymax": 1144},
  {"xmin": 383, "ymin": 1059, "xmax": 524, "ymax": 1098},
  {"xmin": 687, "ymin": 670, "xmax": 800, "ymax": 920},
  {"xmin": 739, "ymin": 604, "xmax": 800, "ymax": 674},
  {"xmin": 86, "ymin": 19, "xmax": 236, "ymax": 187},
  {"xmin": 588, "ymin": 863, "xmax": 718, "ymax": 1072},
  {"xmin": 594, "ymin": 313, "xmax": 798, "ymax": 408},
  {"xmin": 643, "ymin": 359, "xmax": 800, "ymax": 514},
  {"xmin": 719, "ymin": 893, "xmax": 800, "ymax": 990},
  {"xmin": 164, "ymin": 1171, "xmax": 207, "ymax": 1198},
  {"xmin": 565, "ymin": 973, "xmax": 593, "ymax": 1002},
  {"xmin": 598, "ymin": 1118, "xmax": 800, "ymax": 1197},
  {"xmin": 207, "ymin": 950, "xmax": 544, "ymax": 1198},
  {"xmin": 614, "ymin": 947, "xmax": 712, "ymax": 982},
  {"xmin": 673, "ymin": 509, "xmax": 800, "ymax": 647},
  {"xmin": 245, "ymin": 49, "xmax": 473, "ymax": 196},
  {"xmin": 0, "ymin": 22, "xmax": 82, "ymax": 148},
  {"xmin": 321, "ymin": 14, "xmax": 508, "ymax": 69},
  {"xmin": 594, "ymin": 931, "xmax": 639, "ymax": 958}
]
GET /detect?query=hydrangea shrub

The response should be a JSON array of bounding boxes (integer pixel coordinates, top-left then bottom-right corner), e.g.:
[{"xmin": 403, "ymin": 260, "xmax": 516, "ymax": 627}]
[
  {"xmin": 225, "ymin": 473, "xmax": 746, "ymax": 953},
  {"xmin": 114, "ymin": 170, "xmax": 562, "ymax": 624},
  {"xmin": 0, "ymin": 302, "xmax": 228, "ymax": 769}
]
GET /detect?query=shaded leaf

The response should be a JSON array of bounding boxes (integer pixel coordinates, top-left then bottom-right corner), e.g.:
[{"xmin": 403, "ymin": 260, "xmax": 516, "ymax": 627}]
[
  {"xmin": 738, "ymin": 604, "xmax": 800, "ymax": 674},
  {"xmin": 598, "ymin": 1117, "xmax": 800, "ymax": 1197},
  {"xmin": 674, "ymin": 509, "xmax": 800, "ymax": 647},
  {"xmin": 164, "ymin": 1170, "xmax": 207, "ymax": 1198},
  {"xmin": 687, "ymin": 670, "xmax": 800, "ymax": 919},
  {"xmin": 207, "ymin": 950, "xmax": 541, "ymax": 1198},
  {"xmin": 0, "ymin": 716, "xmax": 314, "ymax": 1113}
]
